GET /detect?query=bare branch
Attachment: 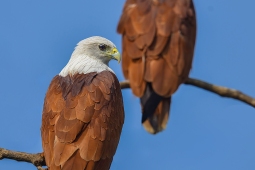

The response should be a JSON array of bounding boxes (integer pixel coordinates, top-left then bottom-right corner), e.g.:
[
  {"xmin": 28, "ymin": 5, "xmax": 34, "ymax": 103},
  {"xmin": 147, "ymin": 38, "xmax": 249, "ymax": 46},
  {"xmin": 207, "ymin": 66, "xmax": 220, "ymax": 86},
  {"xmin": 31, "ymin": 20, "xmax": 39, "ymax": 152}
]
[
  {"xmin": 1, "ymin": 77, "xmax": 254, "ymax": 169},
  {"xmin": 0, "ymin": 148, "xmax": 46, "ymax": 169},
  {"xmin": 120, "ymin": 78, "xmax": 255, "ymax": 108},
  {"xmin": 120, "ymin": 81, "xmax": 130, "ymax": 89},
  {"xmin": 184, "ymin": 78, "xmax": 255, "ymax": 107}
]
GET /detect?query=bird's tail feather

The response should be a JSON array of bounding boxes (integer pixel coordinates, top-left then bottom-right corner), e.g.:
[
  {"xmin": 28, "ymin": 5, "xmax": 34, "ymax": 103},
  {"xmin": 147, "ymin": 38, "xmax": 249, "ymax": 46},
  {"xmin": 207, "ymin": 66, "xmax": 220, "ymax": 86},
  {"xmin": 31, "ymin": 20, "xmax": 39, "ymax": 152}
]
[
  {"xmin": 142, "ymin": 98, "xmax": 171, "ymax": 134},
  {"xmin": 140, "ymin": 84, "xmax": 171, "ymax": 134}
]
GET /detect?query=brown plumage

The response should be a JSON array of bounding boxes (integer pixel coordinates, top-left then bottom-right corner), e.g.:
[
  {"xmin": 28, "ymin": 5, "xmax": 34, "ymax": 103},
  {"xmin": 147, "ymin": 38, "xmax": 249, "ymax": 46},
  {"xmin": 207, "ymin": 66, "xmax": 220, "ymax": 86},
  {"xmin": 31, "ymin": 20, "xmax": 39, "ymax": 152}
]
[
  {"xmin": 41, "ymin": 71, "xmax": 124, "ymax": 170},
  {"xmin": 117, "ymin": 0, "xmax": 196, "ymax": 134}
]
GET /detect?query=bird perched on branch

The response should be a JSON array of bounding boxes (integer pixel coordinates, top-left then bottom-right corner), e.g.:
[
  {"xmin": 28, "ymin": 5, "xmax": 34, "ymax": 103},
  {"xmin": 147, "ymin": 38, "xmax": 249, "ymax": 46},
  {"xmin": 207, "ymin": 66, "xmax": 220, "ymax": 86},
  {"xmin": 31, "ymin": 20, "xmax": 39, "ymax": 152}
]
[
  {"xmin": 117, "ymin": 0, "xmax": 196, "ymax": 134},
  {"xmin": 41, "ymin": 36, "xmax": 124, "ymax": 170}
]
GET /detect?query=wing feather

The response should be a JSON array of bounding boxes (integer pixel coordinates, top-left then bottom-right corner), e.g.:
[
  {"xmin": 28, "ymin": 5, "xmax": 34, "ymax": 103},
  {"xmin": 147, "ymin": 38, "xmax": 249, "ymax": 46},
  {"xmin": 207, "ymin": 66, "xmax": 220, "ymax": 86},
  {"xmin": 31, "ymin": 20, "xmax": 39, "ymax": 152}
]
[
  {"xmin": 41, "ymin": 71, "xmax": 124, "ymax": 170},
  {"xmin": 118, "ymin": 0, "xmax": 196, "ymax": 97},
  {"xmin": 117, "ymin": 0, "xmax": 196, "ymax": 133}
]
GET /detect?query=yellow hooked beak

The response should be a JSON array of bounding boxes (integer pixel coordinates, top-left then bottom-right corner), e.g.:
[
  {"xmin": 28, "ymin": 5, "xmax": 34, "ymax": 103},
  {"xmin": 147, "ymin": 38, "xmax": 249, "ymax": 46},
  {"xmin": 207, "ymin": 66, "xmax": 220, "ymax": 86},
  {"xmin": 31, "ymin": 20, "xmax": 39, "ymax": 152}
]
[{"xmin": 110, "ymin": 48, "xmax": 121, "ymax": 63}]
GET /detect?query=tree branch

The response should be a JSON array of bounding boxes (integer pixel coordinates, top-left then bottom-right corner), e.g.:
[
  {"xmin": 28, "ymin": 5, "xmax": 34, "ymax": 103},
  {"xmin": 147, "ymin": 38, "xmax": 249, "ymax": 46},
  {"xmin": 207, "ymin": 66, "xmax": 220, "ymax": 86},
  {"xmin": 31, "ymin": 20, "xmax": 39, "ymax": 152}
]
[
  {"xmin": 0, "ymin": 148, "xmax": 46, "ymax": 170},
  {"xmin": 120, "ymin": 77, "xmax": 255, "ymax": 108},
  {"xmin": 1, "ymin": 77, "xmax": 254, "ymax": 169},
  {"xmin": 184, "ymin": 78, "xmax": 255, "ymax": 107}
]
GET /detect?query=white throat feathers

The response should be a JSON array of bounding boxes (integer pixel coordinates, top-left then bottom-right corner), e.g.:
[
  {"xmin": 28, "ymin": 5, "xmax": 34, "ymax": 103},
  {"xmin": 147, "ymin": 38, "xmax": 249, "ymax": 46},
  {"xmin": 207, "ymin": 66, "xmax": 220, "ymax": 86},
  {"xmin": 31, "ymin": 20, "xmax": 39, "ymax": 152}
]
[
  {"xmin": 59, "ymin": 36, "xmax": 118, "ymax": 77},
  {"xmin": 59, "ymin": 54, "xmax": 114, "ymax": 77}
]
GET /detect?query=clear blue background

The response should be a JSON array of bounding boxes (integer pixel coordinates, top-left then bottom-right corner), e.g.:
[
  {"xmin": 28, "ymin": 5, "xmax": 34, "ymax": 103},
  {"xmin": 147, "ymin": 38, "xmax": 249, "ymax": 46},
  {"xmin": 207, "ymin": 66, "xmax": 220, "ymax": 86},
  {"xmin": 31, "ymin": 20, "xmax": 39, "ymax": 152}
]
[{"xmin": 0, "ymin": 1, "xmax": 255, "ymax": 169}]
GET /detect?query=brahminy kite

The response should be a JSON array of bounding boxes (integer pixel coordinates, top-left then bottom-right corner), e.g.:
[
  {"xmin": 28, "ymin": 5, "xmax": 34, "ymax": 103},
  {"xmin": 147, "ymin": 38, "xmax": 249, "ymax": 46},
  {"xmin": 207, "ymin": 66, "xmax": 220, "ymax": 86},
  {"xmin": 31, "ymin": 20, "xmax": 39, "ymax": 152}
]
[
  {"xmin": 117, "ymin": 0, "xmax": 196, "ymax": 134},
  {"xmin": 41, "ymin": 36, "xmax": 124, "ymax": 170}
]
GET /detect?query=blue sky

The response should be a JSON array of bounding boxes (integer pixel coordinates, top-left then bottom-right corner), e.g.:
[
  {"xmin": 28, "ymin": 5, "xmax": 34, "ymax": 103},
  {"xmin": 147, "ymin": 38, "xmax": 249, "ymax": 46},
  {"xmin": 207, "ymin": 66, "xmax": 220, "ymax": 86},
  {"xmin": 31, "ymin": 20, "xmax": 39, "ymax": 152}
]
[{"xmin": 0, "ymin": 0, "xmax": 255, "ymax": 170}]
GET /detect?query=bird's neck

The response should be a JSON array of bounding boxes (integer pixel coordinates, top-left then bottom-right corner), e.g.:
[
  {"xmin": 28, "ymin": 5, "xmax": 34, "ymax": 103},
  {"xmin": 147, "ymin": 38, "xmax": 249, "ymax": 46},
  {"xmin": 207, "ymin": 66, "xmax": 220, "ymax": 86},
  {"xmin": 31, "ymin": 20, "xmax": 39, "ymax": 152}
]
[{"xmin": 59, "ymin": 54, "xmax": 113, "ymax": 77}]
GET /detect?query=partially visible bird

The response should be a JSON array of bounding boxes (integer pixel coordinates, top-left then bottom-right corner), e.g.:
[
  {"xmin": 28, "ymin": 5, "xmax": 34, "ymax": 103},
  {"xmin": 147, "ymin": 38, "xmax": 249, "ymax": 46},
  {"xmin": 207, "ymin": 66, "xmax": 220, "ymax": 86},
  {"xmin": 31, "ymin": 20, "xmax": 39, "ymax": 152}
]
[
  {"xmin": 41, "ymin": 36, "xmax": 124, "ymax": 170},
  {"xmin": 117, "ymin": 0, "xmax": 196, "ymax": 134}
]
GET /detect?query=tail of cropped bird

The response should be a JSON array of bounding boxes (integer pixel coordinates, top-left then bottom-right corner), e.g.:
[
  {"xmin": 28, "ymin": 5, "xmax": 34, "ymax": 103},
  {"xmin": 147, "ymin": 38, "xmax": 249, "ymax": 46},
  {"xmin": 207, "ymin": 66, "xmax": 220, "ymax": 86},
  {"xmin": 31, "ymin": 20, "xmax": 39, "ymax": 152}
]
[{"xmin": 140, "ymin": 84, "xmax": 171, "ymax": 134}]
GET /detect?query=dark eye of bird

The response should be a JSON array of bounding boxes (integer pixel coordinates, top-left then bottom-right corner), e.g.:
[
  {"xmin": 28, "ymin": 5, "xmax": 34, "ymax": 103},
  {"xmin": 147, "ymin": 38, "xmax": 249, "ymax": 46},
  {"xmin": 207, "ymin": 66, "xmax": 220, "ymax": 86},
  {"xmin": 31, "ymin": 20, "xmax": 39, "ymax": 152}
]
[{"xmin": 98, "ymin": 44, "xmax": 107, "ymax": 51}]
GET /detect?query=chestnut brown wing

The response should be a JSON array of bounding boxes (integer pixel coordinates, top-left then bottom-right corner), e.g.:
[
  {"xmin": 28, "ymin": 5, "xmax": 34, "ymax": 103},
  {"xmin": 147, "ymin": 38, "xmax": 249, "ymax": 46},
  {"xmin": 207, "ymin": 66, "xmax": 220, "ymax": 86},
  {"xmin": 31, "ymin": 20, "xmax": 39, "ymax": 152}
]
[
  {"xmin": 117, "ymin": 0, "xmax": 196, "ymax": 97},
  {"xmin": 41, "ymin": 71, "xmax": 124, "ymax": 170}
]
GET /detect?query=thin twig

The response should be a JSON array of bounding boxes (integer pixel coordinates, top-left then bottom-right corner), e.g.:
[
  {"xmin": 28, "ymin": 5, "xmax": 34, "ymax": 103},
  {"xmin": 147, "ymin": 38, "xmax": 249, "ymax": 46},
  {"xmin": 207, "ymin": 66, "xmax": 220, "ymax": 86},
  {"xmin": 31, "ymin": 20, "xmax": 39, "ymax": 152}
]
[{"xmin": 1, "ymin": 77, "xmax": 254, "ymax": 169}]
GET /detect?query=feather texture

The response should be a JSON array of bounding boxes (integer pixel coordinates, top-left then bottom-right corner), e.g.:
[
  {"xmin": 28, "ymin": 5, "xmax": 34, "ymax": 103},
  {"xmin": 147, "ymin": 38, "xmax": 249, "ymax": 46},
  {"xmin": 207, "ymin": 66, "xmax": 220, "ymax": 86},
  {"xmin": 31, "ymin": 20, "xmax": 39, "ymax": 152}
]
[
  {"xmin": 117, "ymin": 0, "xmax": 196, "ymax": 134},
  {"xmin": 41, "ymin": 71, "xmax": 124, "ymax": 170}
]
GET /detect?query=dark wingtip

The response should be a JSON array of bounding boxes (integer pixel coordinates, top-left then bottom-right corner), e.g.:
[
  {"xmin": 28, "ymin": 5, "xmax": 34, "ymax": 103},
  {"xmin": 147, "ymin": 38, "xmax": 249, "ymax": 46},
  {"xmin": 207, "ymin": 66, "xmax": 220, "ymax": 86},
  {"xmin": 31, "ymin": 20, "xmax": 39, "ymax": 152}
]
[
  {"xmin": 140, "ymin": 83, "xmax": 162, "ymax": 124},
  {"xmin": 141, "ymin": 114, "xmax": 147, "ymax": 123}
]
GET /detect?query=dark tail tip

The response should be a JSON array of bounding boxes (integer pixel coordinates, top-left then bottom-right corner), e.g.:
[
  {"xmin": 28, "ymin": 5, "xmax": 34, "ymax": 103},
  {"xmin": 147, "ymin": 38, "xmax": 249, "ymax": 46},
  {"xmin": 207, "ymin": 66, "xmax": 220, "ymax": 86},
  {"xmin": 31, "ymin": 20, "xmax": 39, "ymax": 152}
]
[{"xmin": 141, "ymin": 114, "xmax": 147, "ymax": 123}]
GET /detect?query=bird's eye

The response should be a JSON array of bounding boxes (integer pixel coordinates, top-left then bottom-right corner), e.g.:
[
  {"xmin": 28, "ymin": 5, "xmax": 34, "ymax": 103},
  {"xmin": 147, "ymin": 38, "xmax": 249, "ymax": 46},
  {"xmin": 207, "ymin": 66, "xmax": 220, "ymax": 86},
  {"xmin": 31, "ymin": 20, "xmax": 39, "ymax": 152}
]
[{"xmin": 98, "ymin": 44, "xmax": 107, "ymax": 51}]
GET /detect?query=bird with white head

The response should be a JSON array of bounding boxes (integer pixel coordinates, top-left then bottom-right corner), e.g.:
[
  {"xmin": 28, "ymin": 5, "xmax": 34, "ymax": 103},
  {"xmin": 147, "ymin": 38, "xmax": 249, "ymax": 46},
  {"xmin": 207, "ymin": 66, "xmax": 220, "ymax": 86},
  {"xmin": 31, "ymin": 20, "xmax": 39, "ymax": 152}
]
[{"xmin": 41, "ymin": 36, "xmax": 124, "ymax": 170}]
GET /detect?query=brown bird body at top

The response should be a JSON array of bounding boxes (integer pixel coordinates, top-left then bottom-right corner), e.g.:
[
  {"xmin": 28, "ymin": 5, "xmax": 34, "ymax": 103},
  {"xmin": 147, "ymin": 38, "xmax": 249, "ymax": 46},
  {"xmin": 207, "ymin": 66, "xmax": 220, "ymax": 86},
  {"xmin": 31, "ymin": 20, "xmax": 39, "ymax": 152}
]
[{"xmin": 118, "ymin": 0, "xmax": 196, "ymax": 134}]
